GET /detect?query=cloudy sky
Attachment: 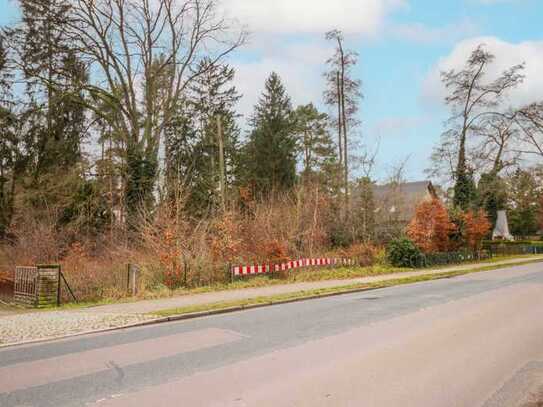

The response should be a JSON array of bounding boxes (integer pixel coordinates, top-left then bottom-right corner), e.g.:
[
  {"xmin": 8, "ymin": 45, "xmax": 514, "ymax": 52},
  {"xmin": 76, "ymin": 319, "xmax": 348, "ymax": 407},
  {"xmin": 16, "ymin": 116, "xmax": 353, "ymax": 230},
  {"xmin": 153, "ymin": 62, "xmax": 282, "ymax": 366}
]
[{"xmin": 1, "ymin": 0, "xmax": 542, "ymax": 181}]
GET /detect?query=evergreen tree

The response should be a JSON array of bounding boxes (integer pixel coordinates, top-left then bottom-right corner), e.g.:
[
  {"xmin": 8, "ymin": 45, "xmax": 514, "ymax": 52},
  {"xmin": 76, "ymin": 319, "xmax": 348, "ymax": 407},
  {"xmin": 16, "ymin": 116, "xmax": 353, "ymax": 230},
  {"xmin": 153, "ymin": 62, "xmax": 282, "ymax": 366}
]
[
  {"xmin": 477, "ymin": 172, "xmax": 507, "ymax": 226},
  {"xmin": 242, "ymin": 72, "xmax": 297, "ymax": 194},
  {"xmin": 0, "ymin": 35, "xmax": 20, "ymax": 237},
  {"xmin": 453, "ymin": 167, "xmax": 477, "ymax": 210},
  {"xmin": 293, "ymin": 103, "xmax": 339, "ymax": 187},
  {"xmin": 15, "ymin": 0, "xmax": 86, "ymax": 174},
  {"xmin": 507, "ymin": 169, "xmax": 541, "ymax": 236},
  {"xmin": 165, "ymin": 59, "xmax": 242, "ymax": 215}
]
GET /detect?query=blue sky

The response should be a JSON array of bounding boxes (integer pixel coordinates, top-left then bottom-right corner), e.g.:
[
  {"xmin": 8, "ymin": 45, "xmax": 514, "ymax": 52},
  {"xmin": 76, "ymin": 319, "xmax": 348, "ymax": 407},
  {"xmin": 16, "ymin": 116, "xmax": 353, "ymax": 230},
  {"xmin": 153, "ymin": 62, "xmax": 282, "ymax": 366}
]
[{"xmin": 1, "ymin": 0, "xmax": 542, "ymax": 183}]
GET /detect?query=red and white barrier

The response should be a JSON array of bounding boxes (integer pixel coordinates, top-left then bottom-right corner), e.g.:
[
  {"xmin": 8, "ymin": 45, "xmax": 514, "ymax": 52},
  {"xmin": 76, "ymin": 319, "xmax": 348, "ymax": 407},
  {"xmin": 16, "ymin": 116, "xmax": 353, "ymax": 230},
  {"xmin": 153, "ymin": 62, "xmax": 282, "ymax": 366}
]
[{"xmin": 231, "ymin": 257, "xmax": 356, "ymax": 277}]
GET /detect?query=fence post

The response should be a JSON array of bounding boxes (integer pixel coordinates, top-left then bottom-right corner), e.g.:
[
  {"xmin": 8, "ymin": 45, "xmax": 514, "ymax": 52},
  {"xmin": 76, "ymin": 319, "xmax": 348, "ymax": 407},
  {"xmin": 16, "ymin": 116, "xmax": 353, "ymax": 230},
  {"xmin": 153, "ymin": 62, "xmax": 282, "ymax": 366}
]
[
  {"xmin": 127, "ymin": 264, "xmax": 139, "ymax": 296},
  {"xmin": 57, "ymin": 266, "xmax": 61, "ymax": 306}
]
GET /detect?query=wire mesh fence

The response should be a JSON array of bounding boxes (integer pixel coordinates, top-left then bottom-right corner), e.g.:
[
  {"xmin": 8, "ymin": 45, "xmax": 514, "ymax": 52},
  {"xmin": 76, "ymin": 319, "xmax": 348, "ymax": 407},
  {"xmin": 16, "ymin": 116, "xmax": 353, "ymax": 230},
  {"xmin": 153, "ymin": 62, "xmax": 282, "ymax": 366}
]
[
  {"xmin": 410, "ymin": 245, "xmax": 543, "ymax": 269},
  {"xmin": 486, "ymin": 244, "xmax": 543, "ymax": 257},
  {"xmin": 409, "ymin": 250, "xmax": 490, "ymax": 269}
]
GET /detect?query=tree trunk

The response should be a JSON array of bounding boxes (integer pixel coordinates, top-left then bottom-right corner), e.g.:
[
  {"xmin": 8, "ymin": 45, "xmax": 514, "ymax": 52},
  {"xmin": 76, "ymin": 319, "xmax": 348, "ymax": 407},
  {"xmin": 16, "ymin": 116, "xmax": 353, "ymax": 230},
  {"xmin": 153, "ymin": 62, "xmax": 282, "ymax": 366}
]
[
  {"xmin": 217, "ymin": 114, "xmax": 226, "ymax": 212},
  {"xmin": 336, "ymin": 71, "xmax": 343, "ymax": 166}
]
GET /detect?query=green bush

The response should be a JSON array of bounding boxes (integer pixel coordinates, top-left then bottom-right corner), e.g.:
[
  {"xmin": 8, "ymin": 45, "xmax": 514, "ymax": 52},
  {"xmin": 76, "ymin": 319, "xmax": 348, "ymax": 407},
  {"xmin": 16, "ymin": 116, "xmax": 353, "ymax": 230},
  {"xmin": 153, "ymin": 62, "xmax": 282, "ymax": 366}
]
[{"xmin": 386, "ymin": 237, "xmax": 421, "ymax": 268}]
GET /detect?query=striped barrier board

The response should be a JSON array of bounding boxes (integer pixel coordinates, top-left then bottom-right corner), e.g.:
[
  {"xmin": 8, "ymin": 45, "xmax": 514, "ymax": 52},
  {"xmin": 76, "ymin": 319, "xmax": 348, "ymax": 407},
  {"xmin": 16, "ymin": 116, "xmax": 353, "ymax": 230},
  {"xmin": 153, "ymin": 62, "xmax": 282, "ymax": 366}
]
[{"xmin": 232, "ymin": 258, "xmax": 355, "ymax": 277}]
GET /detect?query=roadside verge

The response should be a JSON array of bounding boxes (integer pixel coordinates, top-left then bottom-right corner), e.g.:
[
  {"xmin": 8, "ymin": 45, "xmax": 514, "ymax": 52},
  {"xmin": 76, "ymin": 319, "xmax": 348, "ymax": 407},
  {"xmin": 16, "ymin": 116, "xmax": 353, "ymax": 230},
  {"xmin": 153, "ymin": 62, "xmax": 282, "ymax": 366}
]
[{"xmin": 2, "ymin": 257, "xmax": 542, "ymax": 349}]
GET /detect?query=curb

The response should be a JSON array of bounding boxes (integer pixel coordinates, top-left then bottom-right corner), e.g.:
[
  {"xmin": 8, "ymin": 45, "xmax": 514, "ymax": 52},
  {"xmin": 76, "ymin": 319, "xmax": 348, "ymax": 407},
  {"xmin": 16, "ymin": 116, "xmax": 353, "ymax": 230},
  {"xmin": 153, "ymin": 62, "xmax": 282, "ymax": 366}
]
[
  {"xmin": 0, "ymin": 287, "xmax": 376, "ymax": 349},
  {"xmin": 0, "ymin": 317, "xmax": 170, "ymax": 349},
  {"xmin": 2, "ymin": 258, "xmax": 542, "ymax": 349}
]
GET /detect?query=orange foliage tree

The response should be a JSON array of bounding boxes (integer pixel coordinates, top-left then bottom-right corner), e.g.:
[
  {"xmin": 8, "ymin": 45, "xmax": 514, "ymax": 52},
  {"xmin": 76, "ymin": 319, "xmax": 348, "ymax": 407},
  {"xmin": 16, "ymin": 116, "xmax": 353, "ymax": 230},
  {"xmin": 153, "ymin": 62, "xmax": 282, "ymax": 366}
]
[
  {"xmin": 407, "ymin": 198, "xmax": 456, "ymax": 253},
  {"xmin": 463, "ymin": 209, "xmax": 492, "ymax": 251}
]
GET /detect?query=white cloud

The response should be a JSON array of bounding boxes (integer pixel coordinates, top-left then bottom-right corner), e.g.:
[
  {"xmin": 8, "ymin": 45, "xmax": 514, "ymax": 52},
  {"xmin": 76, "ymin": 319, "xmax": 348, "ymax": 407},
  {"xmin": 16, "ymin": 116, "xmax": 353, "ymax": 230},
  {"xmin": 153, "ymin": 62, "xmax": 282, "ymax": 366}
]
[
  {"xmin": 222, "ymin": 0, "xmax": 406, "ymax": 35},
  {"xmin": 391, "ymin": 19, "xmax": 479, "ymax": 44},
  {"xmin": 421, "ymin": 36, "xmax": 543, "ymax": 110},
  {"xmin": 232, "ymin": 40, "xmax": 330, "ymax": 126},
  {"xmin": 223, "ymin": 1, "xmax": 407, "ymax": 129},
  {"xmin": 372, "ymin": 116, "xmax": 428, "ymax": 138}
]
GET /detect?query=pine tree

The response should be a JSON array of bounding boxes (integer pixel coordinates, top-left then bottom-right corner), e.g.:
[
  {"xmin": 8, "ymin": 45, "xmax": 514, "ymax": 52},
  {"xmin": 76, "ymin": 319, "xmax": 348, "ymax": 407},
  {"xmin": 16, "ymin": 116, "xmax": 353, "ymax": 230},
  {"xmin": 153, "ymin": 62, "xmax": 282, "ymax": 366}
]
[
  {"xmin": 242, "ymin": 72, "xmax": 297, "ymax": 194},
  {"xmin": 324, "ymin": 29, "xmax": 363, "ymax": 213},
  {"xmin": 0, "ymin": 35, "xmax": 20, "ymax": 237},
  {"xmin": 9, "ymin": 0, "xmax": 90, "ymax": 226},
  {"xmin": 16, "ymin": 0, "xmax": 86, "ymax": 174},
  {"xmin": 165, "ymin": 59, "xmax": 242, "ymax": 215},
  {"xmin": 293, "ymin": 103, "xmax": 339, "ymax": 187}
]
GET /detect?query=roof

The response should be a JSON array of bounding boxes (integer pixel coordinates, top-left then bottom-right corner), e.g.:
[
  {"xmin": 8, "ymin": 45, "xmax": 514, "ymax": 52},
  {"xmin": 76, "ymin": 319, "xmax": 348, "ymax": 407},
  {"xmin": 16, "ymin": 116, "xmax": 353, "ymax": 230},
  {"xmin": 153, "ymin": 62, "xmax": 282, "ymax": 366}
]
[
  {"xmin": 373, "ymin": 181, "xmax": 436, "ymax": 201},
  {"xmin": 371, "ymin": 181, "xmax": 442, "ymax": 222}
]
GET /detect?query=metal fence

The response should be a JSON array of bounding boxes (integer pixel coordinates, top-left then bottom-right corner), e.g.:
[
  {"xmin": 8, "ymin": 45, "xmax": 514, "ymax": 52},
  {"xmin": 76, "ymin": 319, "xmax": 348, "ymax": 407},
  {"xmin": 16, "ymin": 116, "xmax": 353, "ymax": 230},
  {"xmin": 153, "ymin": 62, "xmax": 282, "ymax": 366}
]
[
  {"xmin": 13, "ymin": 266, "xmax": 39, "ymax": 306},
  {"xmin": 409, "ymin": 250, "xmax": 491, "ymax": 269},
  {"xmin": 486, "ymin": 245, "xmax": 543, "ymax": 257},
  {"xmin": 410, "ymin": 245, "xmax": 543, "ymax": 269}
]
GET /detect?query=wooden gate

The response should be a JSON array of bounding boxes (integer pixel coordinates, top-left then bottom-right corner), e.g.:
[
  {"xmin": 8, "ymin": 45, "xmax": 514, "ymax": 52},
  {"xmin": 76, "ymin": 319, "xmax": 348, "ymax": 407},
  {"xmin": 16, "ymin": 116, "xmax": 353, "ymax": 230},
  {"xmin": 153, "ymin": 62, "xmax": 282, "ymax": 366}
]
[{"xmin": 14, "ymin": 266, "xmax": 60, "ymax": 307}]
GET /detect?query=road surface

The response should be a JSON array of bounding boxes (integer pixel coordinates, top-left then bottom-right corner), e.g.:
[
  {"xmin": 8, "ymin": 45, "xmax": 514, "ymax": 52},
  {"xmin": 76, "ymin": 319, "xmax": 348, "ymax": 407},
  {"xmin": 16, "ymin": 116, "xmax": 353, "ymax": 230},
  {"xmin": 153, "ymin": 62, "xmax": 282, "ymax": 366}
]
[{"xmin": 1, "ymin": 262, "xmax": 543, "ymax": 406}]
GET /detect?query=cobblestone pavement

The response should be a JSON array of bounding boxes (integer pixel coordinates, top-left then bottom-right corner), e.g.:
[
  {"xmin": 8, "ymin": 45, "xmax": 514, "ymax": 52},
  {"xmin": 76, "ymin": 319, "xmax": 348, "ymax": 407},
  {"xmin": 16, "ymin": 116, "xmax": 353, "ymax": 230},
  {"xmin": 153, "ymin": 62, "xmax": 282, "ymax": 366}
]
[{"xmin": 0, "ymin": 311, "xmax": 156, "ymax": 346}]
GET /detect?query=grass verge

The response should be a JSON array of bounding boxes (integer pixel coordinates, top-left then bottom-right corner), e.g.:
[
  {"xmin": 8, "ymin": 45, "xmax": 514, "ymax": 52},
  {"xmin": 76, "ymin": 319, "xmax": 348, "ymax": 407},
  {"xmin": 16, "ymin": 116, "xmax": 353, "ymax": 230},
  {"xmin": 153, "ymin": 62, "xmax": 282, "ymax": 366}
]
[
  {"xmin": 151, "ymin": 258, "xmax": 543, "ymax": 318},
  {"xmin": 119, "ymin": 254, "xmax": 543, "ymax": 302},
  {"xmin": 2, "ymin": 255, "xmax": 541, "ymax": 314}
]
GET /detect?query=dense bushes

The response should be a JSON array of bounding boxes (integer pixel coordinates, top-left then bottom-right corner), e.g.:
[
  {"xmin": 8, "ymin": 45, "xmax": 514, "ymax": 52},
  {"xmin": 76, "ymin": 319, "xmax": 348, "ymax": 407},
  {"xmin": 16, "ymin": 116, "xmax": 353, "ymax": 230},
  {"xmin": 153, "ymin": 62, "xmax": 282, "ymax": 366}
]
[
  {"xmin": 406, "ymin": 198, "xmax": 491, "ymax": 254},
  {"xmin": 386, "ymin": 237, "xmax": 421, "ymax": 267},
  {"xmin": 406, "ymin": 198, "xmax": 455, "ymax": 253},
  {"xmin": 0, "ymin": 185, "xmax": 380, "ymax": 300}
]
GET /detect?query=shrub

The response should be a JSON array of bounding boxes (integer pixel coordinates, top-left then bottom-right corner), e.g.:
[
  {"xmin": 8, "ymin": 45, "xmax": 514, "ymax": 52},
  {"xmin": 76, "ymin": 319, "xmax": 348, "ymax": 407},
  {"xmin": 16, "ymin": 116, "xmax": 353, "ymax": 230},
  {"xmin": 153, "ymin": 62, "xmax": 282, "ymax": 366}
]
[
  {"xmin": 339, "ymin": 243, "xmax": 380, "ymax": 267},
  {"xmin": 407, "ymin": 198, "xmax": 456, "ymax": 253},
  {"xmin": 463, "ymin": 209, "xmax": 492, "ymax": 251},
  {"xmin": 386, "ymin": 237, "xmax": 421, "ymax": 268}
]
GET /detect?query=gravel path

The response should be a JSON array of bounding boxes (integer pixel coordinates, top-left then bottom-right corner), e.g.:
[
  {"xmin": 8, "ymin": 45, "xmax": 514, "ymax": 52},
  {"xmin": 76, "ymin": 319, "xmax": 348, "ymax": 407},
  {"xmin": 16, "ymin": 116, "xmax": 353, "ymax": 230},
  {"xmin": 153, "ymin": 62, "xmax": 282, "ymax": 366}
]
[{"xmin": 0, "ymin": 311, "xmax": 155, "ymax": 346}]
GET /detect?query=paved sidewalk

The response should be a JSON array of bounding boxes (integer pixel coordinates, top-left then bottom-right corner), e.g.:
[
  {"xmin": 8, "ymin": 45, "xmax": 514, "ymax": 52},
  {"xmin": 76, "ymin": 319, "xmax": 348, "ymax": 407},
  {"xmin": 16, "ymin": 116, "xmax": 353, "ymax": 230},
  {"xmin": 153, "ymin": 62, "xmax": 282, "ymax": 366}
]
[
  {"xmin": 86, "ymin": 256, "xmax": 543, "ymax": 315},
  {"xmin": 1, "ymin": 257, "xmax": 542, "ymax": 346}
]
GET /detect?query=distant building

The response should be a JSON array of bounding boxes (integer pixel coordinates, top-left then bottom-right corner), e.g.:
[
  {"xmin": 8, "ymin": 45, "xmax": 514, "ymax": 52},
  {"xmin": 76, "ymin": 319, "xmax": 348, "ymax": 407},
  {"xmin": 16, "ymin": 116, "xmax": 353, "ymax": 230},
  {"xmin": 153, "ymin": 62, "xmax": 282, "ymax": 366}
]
[
  {"xmin": 373, "ymin": 180, "xmax": 442, "ymax": 222},
  {"xmin": 355, "ymin": 180, "xmax": 443, "ymax": 242}
]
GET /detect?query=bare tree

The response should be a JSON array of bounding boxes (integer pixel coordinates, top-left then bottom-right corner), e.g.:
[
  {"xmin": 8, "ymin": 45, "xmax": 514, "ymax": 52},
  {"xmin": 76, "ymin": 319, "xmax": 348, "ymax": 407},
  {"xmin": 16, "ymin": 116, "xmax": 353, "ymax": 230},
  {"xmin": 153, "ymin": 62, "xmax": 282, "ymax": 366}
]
[
  {"xmin": 436, "ymin": 44, "xmax": 524, "ymax": 208},
  {"xmin": 473, "ymin": 113, "xmax": 520, "ymax": 175},
  {"xmin": 324, "ymin": 29, "xmax": 362, "ymax": 214},
  {"xmin": 62, "ymin": 0, "xmax": 245, "ymax": 224},
  {"xmin": 516, "ymin": 102, "xmax": 543, "ymax": 158}
]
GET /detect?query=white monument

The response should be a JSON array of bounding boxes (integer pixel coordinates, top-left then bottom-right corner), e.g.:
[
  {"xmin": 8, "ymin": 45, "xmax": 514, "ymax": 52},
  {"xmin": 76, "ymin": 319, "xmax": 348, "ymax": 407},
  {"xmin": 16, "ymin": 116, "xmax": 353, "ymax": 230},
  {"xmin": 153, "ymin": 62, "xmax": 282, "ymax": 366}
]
[{"xmin": 492, "ymin": 210, "xmax": 513, "ymax": 241}]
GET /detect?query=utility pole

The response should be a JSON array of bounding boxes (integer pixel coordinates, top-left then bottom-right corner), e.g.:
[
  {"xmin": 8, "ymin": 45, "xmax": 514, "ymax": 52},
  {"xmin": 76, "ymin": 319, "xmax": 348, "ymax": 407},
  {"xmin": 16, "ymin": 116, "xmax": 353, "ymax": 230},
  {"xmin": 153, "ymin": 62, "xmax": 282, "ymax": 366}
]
[{"xmin": 216, "ymin": 114, "xmax": 226, "ymax": 212}]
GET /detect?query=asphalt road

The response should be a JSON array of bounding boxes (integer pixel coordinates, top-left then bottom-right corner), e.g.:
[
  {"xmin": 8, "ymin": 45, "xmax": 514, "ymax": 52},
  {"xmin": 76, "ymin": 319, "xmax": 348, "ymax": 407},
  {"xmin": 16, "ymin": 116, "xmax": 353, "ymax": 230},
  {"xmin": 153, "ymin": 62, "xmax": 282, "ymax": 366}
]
[{"xmin": 1, "ymin": 262, "xmax": 543, "ymax": 406}]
